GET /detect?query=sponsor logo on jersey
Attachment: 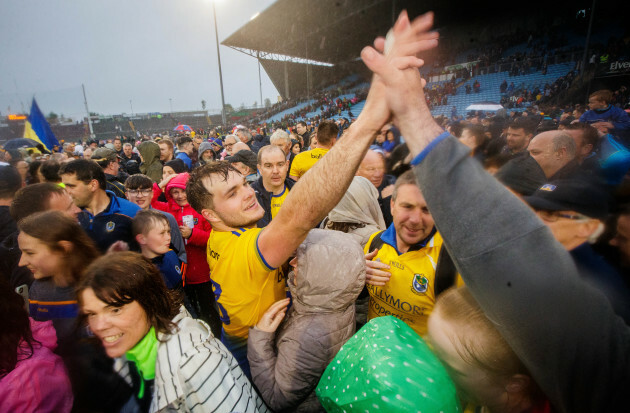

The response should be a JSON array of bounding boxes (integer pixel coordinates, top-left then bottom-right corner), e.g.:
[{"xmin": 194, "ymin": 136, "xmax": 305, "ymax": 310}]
[
  {"xmin": 106, "ymin": 221, "xmax": 115, "ymax": 232},
  {"xmin": 540, "ymin": 184, "xmax": 556, "ymax": 191},
  {"xmin": 412, "ymin": 273, "xmax": 429, "ymax": 294}
]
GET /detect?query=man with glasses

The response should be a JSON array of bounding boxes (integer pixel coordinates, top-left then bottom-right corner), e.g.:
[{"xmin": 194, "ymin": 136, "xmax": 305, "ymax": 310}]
[
  {"xmin": 223, "ymin": 134, "xmax": 240, "ymax": 158},
  {"xmin": 124, "ymin": 174, "xmax": 187, "ymax": 264},
  {"xmin": 525, "ymin": 179, "xmax": 630, "ymax": 323}
]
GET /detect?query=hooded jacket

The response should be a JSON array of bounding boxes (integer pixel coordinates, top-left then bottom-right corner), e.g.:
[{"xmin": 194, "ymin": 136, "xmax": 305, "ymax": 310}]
[
  {"xmin": 0, "ymin": 319, "xmax": 74, "ymax": 412},
  {"xmin": 247, "ymin": 229, "xmax": 366, "ymax": 412},
  {"xmin": 151, "ymin": 173, "xmax": 211, "ymax": 284},
  {"xmin": 195, "ymin": 141, "xmax": 216, "ymax": 167},
  {"xmin": 138, "ymin": 141, "xmax": 163, "ymax": 182}
]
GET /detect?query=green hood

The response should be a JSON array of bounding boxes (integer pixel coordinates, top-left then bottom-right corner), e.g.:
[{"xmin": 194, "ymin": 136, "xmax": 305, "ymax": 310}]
[{"xmin": 138, "ymin": 141, "xmax": 161, "ymax": 170}]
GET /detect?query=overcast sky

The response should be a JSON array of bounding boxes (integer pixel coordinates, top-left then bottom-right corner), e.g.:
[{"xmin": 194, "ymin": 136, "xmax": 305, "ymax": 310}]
[{"xmin": 0, "ymin": 0, "xmax": 279, "ymax": 119}]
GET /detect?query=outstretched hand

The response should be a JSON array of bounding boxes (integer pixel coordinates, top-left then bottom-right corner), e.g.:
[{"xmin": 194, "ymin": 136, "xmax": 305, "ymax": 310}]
[
  {"xmin": 361, "ymin": 10, "xmax": 444, "ymax": 153},
  {"xmin": 256, "ymin": 298, "xmax": 291, "ymax": 333}
]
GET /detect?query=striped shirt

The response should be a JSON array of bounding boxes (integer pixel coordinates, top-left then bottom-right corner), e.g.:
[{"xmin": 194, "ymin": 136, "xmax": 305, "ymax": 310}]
[{"xmin": 113, "ymin": 308, "xmax": 269, "ymax": 412}]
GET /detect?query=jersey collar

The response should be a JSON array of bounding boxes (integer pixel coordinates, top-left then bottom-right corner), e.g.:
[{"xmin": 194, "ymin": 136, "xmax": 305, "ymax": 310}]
[{"xmin": 381, "ymin": 224, "xmax": 437, "ymax": 255}]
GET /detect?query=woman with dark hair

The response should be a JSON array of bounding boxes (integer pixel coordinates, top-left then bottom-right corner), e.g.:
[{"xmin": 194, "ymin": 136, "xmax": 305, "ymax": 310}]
[
  {"xmin": 78, "ymin": 252, "xmax": 268, "ymax": 412},
  {"xmin": 0, "ymin": 277, "xmax": 73, "ymax": 412},
  {"xmin": 290, "ymin": 139, "xmax": 302, "ymax": 155},
  {"xmin": 18, "ymin": 210, "xmax": 100, "ymax": 343}
]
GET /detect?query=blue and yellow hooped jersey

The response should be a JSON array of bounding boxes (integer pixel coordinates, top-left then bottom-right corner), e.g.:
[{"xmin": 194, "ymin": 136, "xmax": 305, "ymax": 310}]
[
  {"xmin": 364, "ymin": 225, "xmax": 443, "ymax": 338},
  {"xmin": 206, "ymin": 227, "xmax": 287, "ymax": 342}
]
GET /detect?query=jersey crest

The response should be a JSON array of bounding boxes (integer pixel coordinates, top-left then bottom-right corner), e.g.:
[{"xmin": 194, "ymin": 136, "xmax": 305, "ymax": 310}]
[{"xmin": 412, "ymin": 273, "xmax": 429, "ymax": 294}]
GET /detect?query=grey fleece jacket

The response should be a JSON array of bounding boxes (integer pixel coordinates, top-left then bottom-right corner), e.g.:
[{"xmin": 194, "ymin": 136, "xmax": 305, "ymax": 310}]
[
  {"xmin": 414, "ymin": 134, "xmax": 629, "ymax": 412},
  {"xmin": 247, "ymin": 229, "xmax": 366, "ymax": 413}
]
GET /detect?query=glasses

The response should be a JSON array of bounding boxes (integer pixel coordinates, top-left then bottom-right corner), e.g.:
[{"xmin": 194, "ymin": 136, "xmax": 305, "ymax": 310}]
[
  {"xmin": 536, "ymin": 210, "xmax": 587, "ymax": 222},
  {"xmin": 126, "ymin": 189, "xmax": 153, "ymax": 197},
  {"xmin": 225, "ymin": 143, "xmax": 234, "ymax": 148}
]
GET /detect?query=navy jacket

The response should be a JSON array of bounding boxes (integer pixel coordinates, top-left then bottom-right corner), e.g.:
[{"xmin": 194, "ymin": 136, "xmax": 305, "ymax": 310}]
[
  {"xmin": 77, "ymin": 191, "xmax": 141, "ymax": 252},
  {"xmin": 251, "ymin": 176, "xmax": 296, "ymax": 228}
]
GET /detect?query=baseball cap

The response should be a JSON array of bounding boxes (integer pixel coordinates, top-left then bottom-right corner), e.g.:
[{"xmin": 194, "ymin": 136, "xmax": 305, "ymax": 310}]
[
  {"xmin": 91, "ymin": 147, "xmax": 121, "ymax": 162},
  {"xmin": 524, "ymin": 179, "xmax": 609, "ymax": 219},
  {"xmin": 226, "ymin": 150, "xmax": 257, "ymax": 171}
]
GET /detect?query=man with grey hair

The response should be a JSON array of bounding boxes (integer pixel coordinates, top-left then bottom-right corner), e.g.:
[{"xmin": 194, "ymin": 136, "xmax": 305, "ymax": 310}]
[
  {"xmin": 527, "ymin": 131, "xmax": 579, "ymax": 180},
  {"xmin": 223, "ymin": 134, "xmax": 240, "ymax": 158},
  {"xmin": 270, "ymin": 128, "xmax": 296, "ymax": 172},
  {"xmin": 236, "ymin": 127, "xmax": 253, "ymax": 149}
]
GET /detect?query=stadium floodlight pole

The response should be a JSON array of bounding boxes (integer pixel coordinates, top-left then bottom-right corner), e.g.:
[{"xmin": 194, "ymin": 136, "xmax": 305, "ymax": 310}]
[
  {"xmin": 257, "ymin": 51, "xmax": 263, "ymax": 109},
  {"xmin": 212, "ymin": 1, "xmax": 227, "ymax": 127},
  {"xmin": 169, "ymin": 98, "xmax": 173, "ymax": 113},
  {"xmin": 82, "ymin": 84, "xmax": 95, "ymax": 139},
  {"xmin": 580, "ymin": 0, "xmax": 597, "ymax": 76}
]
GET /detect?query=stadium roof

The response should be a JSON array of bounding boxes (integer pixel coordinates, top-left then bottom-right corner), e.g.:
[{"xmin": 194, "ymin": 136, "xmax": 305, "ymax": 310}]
[{"xmin": 222, "ymin": 0, "xmax": 593, "ymax": 64}]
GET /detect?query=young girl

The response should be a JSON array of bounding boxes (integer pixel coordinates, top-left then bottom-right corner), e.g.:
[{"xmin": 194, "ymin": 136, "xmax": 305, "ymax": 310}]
[{"xmin": 18, "ymin": 210, "xmax": 99, "ymax": 345}]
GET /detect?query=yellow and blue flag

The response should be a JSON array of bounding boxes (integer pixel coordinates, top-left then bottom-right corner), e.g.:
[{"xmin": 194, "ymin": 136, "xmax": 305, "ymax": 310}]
[{"xmin": 23, "ymin": 98, "xmax": 60, "ymax": 151}]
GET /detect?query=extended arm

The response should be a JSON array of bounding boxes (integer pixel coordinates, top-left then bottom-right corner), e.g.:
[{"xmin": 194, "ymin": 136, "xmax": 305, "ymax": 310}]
[{"xmin": 366, "ymin": 11, "xmax": 630, "ymax": 412}]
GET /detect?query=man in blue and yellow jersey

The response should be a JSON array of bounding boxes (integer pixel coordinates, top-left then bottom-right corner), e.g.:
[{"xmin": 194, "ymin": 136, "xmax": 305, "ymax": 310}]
[
  {"xmin": 365, "ymin": 170, "xmax": 461, "ymax": 338},
  {"xmin": 288, "ymin": 120, "xmax": 338, "ymax": 181},
  {"xmin": 251, "ymin": 145, "xmax": 295, "ymax": 228},
  {"xmin": 186, "ymin": 87, "xmax": 392, "ymax": 377}
]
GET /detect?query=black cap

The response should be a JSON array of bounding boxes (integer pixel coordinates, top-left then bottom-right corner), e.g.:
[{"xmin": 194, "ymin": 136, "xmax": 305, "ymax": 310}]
[
  {"xmin": 495, "ymin": 155, "xmax": 546, "ymax": 196},
  {"xmin": 524, "ymin": 179, "xmax": 609, "ymax": 219},
  {"xmin": 226, "ymin": 150, "xmax": 257, "ymax": 171}
]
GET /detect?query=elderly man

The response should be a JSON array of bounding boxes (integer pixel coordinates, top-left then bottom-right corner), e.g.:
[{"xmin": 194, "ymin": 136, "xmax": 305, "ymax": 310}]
[
  {"xmin": 235, "ymin": 128, "xmax": 253, "ymax": 149},
  {"xmin": 525, "ymin": 180, "xmax": 630, "ymax": 323},
  {"xmin": 223, "ymin": 134, "xmax": 240, "ymax": 158},
  {"xmin": 527, "ymin": 131, "xmax": 579, "ymax": 180},
  {"xmin": 356, "ymin": 149, "xmax": 396, "ymax": 226},
  {"xmin": 270, "ymin": 129, "xmax": 296, "ymax": 172},
  {"xmin": 251, "ymin": 145, "xmax": 295, "ymax": 227}
]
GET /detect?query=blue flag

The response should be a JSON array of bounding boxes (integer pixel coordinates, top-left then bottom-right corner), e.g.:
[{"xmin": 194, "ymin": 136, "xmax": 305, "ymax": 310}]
[{"xmin": 23, "ymin": 98, "xmax": 60, "ymax": 151}]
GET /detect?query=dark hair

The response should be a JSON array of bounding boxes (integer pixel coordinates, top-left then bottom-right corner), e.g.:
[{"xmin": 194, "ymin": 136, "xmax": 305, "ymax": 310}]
[
  {"xmin": 59, "ymin": 159, "xmax": 106, "ymax": 190},
  {"xmin": 507, "ymin": 117, "xmax": 536, "ymax": 136},
  {"xmin": 10, "ymin": 183, "xmax": 66, "ymax": 222},
  {"xmin": 0, "ymin": 165, "xmax": 22, "ymax": 199},
  {"xmin": 483, "ymin": 154, "xmax": 511, "ymax": 172},
  {"xmin": 448, "ymin": 122, "xmax": 464, "ymax": 138},
  {"xmin": 564, "ymin": 122, "xmax": 599, "ymax": 148},
  {"xmin": 187, "ymin": 161, "xmax": 239, "ymax": 213},
  {"xmin": 462, "ymin": 124, "xmax": 488, "ymax": 148},
  {"xmin": 316, "ymin": 120, "xmax": 339, "ymax": 145},
  {"xmin": 78, "ymin": 252, "xmax": 181, "ymax": 336},
  {"xmin": 291, "ymin": 139, "xmax": 301, "ymax": 151},
  {"xmin": 0, "ymin": 277, "xmax": 39, "ymax": 378},
  {"xmin": 39, "ymin": 160, "xmax": 62, "ymax": 183},
  {"xmin": 176, "ymin": 136, "xmax": 193, "ymax": 148},
  {"xmin": 18, "ymin": 211, "xmax": 100, "ymax": 285},
  {"xmin": 133, "ymin": 209, "xmax": 169, "ymax": 237},
  {"xmin": 164, "ymin": 159, "xmax": 187, "ymax": 174},
  {"xmin": 27, "ymin": 160, "xmax": 42, "ymax": 184},
  {"xmin": 124, "ymin": 173, "xmax": 153, "ymax": 190}
]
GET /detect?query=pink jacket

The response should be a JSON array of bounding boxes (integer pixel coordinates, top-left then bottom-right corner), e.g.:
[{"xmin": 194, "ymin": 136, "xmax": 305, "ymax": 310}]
[
  {"xmin": 152, "ymin": 173, "xmax": 211, "ymax": 284},
  {"xmin": 0, "ymin": 319, "xmax": 73, "ymax": 412}
]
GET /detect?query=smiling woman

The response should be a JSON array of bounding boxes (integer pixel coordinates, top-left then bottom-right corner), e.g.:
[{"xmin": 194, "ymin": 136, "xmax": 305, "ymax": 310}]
[{"xmin": 77, "ymin": 251, "xmax": 269, "ymax": 413}]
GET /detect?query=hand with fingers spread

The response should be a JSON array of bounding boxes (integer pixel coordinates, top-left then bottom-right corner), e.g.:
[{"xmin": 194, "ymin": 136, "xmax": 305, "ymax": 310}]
[
  {"xmin": 365, "ymin": 249, "xmax": 392, "ymax": 286},
  {"xmin": 361, "ymin": 11, "xmax": 444, "ymax": 153},
  {"xmin": 256, "ymin": 298, "xmax": 291, "ymax": 333}
]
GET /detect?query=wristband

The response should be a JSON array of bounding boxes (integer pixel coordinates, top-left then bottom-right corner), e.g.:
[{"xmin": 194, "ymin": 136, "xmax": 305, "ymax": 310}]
[{"xmin": 410, "ymin": 131, "xmax": 449, "ymax": 166}]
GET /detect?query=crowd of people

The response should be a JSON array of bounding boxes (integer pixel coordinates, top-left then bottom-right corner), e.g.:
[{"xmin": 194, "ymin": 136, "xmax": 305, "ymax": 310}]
[{"xmin": 1, "ymin": 10, "xmax": 630, "ymax": 413}]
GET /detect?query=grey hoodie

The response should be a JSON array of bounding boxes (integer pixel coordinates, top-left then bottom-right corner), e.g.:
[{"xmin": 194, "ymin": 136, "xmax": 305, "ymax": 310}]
[{"xmin": 247, "ymin": 229, "xmax": 366, "ymax": 412}]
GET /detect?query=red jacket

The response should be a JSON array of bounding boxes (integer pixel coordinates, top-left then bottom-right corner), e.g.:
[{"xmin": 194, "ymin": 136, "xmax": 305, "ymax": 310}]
[{"xmin": 152, "ymin": 173, "xmax": 211, "ymax": 284}]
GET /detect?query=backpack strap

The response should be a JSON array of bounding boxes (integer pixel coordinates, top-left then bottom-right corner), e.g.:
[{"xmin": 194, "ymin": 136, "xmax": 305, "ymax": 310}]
[
  {"xmin": 367, "ymin": 230, "xmax": 386, "ymax": 253},
  {"xmin": 434, "ymin": 244, "xmax": 457, "ymax": 298}
]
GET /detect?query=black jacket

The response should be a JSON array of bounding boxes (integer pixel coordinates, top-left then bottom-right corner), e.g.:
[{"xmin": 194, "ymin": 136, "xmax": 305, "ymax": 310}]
[{"xmin": 251, "ymin": 176, "xmax": 296, "ymax": 228}]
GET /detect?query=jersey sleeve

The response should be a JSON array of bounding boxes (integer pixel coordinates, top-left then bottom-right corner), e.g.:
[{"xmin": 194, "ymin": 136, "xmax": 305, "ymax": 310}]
[{"xmin": 288, "ymin": 153, "xmax": 303, "ymax": 178}]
